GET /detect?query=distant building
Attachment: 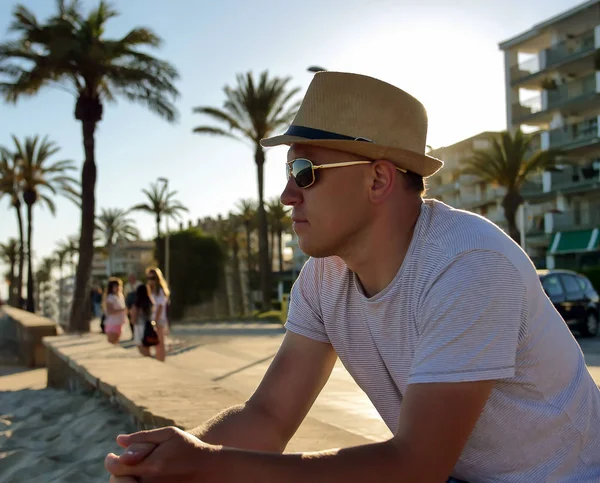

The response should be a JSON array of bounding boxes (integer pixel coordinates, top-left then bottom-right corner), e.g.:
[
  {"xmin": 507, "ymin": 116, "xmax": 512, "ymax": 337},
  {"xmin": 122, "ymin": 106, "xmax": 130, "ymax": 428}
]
[
  {"xmin": 287, "ymin": 233, "xmax": 309, "ymax": 278},
  {"xmin": 91, "ymin": 240, "xmax": 155, "ymax": 280},
  {"xmin": 499, "ymin": 0, "xmax": 600, "ymax": 269},
  {"xmin": 427, "ymin": 131, "xmax": 507, "ymax": 227}
]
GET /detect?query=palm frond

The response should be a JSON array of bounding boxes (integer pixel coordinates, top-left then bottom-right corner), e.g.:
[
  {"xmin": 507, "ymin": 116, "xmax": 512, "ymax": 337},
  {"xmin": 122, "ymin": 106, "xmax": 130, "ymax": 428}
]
[
  {"xmin": 0, "ymin": 0, "xmax": 180, "ymax": 120},
  {"xmin": 192, "ymin": 126, "xmax": 240, "ymax": 140}
]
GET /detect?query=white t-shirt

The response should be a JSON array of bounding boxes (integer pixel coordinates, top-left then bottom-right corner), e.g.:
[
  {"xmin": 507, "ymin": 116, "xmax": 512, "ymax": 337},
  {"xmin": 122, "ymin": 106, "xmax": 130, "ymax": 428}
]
[
  {"xmin": 287, "ymin": 199, "xmax": 600, "ymax": 482},
  {"xmin": 152, "ymin": 288, "xmax": 168, "ymax": 325},
  {"xmin": 104, "ymin": 293, "xmax": 126, "ymax": 327}
]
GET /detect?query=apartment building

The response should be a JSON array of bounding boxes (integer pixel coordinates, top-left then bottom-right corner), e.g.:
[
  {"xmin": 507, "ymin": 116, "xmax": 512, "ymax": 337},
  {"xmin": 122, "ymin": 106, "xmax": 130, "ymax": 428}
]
[
  {"xmin": 498, "ymin": 0, "xmax": 600, "ymax": 270},
  {"xmin": 427, "ymin": 132, "xmax": 506, "ymax": 222},
  {"xmin": 427, "ymin": 130, "xmax": 554, "ymax": 267},
  {"xmin": 91, "ymin": 240, "xmax": 155, "ymax": 279}
]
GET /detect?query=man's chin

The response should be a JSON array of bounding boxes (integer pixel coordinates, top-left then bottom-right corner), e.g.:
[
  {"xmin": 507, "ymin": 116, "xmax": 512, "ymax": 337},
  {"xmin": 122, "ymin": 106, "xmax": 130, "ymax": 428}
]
[{"xmin": 298, "ymin": 238, "xmax": 335, "ymax": 259}]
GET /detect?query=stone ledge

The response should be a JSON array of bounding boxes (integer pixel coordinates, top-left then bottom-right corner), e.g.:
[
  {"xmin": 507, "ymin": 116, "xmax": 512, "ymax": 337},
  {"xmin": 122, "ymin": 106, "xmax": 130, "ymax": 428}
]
[
  {"xmin": 1, "ymin": 306, "xmax": 59, "ymax": 367},
  {"xmin": 43, "ymin": 335, "xmax": 371, "ymax": 452}
]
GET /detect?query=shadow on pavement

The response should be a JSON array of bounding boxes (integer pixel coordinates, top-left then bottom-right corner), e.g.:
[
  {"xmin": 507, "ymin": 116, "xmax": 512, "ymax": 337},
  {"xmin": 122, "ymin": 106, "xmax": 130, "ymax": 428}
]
[{"xmin": 212, "ymin": 353, "xmax": 277, "ymax": 382}]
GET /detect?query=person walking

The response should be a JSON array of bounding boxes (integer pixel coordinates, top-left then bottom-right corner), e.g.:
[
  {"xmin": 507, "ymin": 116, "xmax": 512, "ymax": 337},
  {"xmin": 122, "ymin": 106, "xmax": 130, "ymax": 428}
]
[
  {"xmin": 102, "ymin": 278, "xmax": 127, "ymax": 344},
  {"xmin": 146, "ymin": 267, "xmax": 170, "ymax": 362},
  {"xmin": 124, "ymin": 274, "xmax": 141, "ymax": 341}
]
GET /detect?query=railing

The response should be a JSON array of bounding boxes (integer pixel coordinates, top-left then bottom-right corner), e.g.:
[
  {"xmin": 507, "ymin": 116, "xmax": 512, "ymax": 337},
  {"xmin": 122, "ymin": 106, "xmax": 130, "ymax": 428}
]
[
  {"xmin": 548, "ymin": 73, "xmax": 597, "ymax": 108},
  {"xmin": 511, "ymin": 57, "xmax": 540, "ymax": 81},
  {"xmin": 546, "ymin": 29, "xmax": 596, "ymax": 67},
  {"xmin": 521, "ymin": 95, "xmax": 543, "ymax": 114},
  {"xmin": 547, "ymin": 163, "xmax": 600, "ymax": 191},
  {"xmin": 552, "ymin": 206, "xmax": 600, "ymax": 231},
  {"xmin": 549, "ymin": 116, "xmax": 599, "ymax": 149},
  {"xmin": 525, "ymin": 132, "xmax": 542, "ymax": 157},
  {"xmin": 428, "ymin": 180, "xmax": 459, "ymax": 196}
]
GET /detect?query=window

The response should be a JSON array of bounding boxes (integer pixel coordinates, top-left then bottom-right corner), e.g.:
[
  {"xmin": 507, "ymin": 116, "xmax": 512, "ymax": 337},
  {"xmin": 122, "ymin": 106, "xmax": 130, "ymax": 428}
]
[
  {"xmin": 576, "ymin": 275, "xmax": 592, "ymax": 292},
  {"xmin": 560, "ymin": 274, "xmax": 584, "ymax": 297},
  {"xmin": 542, "ymin": 275, "xmax": 564, "ymax": 297}
]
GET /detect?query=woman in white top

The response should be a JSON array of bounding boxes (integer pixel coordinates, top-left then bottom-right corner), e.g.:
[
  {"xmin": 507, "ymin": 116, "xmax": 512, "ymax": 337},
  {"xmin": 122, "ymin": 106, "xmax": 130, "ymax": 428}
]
[
  {"xmin": 146, "ymin": 266, "xmax": 170, "ymax": 362},
  {"xmin": 102, "ymin": 277, "xmax": 127, "ymax": 344}
]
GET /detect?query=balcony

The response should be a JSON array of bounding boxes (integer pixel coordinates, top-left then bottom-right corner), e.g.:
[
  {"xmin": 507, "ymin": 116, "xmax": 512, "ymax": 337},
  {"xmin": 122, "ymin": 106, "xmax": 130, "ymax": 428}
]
[
  {"xmin": 549, "ymin": 116, "xmax": 599, "ymax": 150},
  {"xmin": 510, "ymin": 30, "xmax": 597, "ymax": 85},
  {"xmin": 548, "ymin": 73, "xmax": 597, "ymax": 108},
  {"xmin": 512, "ymin": 75, "xmax": 598, "ymax": 124},
  {"xmin": 545, "ymin": 29, "xmax": 596, "ymax": 68},
  {"xmin": 511, "ymin": 57, "xmax": 540, "ymax": 82},
  {"xmin": 550, "ymin": 206, "xmax": 600, "ymax": 232},
  {"xmin": 428, "ymin": 180, "xmax": 459, "ymax": 197},
  {"xmin": 549, "ymin": 164, "xmax": 600, "ymax": 191}
]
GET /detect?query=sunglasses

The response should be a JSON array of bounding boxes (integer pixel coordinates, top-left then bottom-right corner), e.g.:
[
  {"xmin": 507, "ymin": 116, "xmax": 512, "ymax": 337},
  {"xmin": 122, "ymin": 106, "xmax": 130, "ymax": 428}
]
[
  {"xmin": 147, "ymin": 276, "xmax": 157, "ymax": 281},
  {"xmin": 286, "ymin": 157, "xmax": 407, "ymax": 189}
]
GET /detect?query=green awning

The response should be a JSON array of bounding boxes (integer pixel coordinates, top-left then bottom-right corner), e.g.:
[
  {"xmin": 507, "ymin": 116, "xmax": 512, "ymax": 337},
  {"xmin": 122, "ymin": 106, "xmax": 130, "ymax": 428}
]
[{"xmin": 549, "ymin": 229, "xmax": 599, "ymax": 255}]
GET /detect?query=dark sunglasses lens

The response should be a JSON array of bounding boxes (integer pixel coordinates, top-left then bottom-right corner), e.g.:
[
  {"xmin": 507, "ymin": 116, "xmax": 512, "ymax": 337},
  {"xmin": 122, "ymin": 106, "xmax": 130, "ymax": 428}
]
[{"xmin": 291, "ymin": 159, "xmax": 314, "ymax": 188}]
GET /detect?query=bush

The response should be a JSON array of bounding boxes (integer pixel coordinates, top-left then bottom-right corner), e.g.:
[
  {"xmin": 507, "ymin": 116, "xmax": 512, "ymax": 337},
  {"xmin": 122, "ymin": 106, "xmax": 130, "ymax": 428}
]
[{"xmin": 155, "ymin": 228, "xmax": 224, "ymax": 320}]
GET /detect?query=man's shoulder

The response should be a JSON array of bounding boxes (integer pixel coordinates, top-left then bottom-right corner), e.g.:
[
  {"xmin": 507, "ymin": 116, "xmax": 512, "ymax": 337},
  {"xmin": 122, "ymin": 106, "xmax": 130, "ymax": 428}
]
[
  {"xmin": 420, "ymin": 199, "xmax": 522, "ymax": 260},
  {"xmin": 295, "ymin": 256, "xmax": 350, "ymax": 297}
]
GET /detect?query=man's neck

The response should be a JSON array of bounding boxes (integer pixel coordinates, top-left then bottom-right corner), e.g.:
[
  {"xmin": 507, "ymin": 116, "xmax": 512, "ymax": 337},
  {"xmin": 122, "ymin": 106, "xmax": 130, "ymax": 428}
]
[{"xmin": 342, "ymin": 202, "xmax": 422, "ymax": 298}]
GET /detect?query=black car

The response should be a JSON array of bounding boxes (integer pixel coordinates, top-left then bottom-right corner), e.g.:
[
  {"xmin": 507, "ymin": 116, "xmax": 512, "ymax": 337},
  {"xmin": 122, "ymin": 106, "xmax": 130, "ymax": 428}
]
[{"xmin": 538, "ymin": 269, "xmax": 599, "ymax": 337}]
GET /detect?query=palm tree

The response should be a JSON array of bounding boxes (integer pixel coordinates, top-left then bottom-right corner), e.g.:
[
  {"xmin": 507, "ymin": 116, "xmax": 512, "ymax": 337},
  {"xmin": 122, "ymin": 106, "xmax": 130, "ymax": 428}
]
[
  {"xmin": 462, "ymin": 129, "xmax": 562, "ymax": 244},
  {"xmin": 35, "ymin": 256, "xmax": 55, "ymax": 316},
  {"xmin": 193, "ymin": 71, "xmax": 300, "ymax": 310},
  {"xmin": 0, "ymin": 238, "xmax": 19, "ymax": 305},
  {"xmin": 0, "ymin": 1, "xmax": 179, "ymax": 331},
  {"xmin": 0, "ymin": 148, "xmax": 25, "ymax": 306},
  {"xmin": 217, "ymin": 215, "xmax": 245, "ymax": 316},
  {"xmin": 54, "ymin": 242, "xmax": 71, "ymax": 324},
  {"xmin": 235, "ymin": 198, "xmax": 257, "ymax": 271},
  {"xmin": 267, "ymin": 198, "xmax": 292, "ymax": 272},
  {"xmin": 96, "ymin": 208, "xmax": 139, "ymax": 275},
  {"xmin": 131, "ymin": 181, "xmax": 188, "ymax": 238},
  {"xmin": 12, "ymin": 135, "xmax": 78, "ymax": 312},
  {"xmin": 56, "ymin": 236, "xmax": 79, "ymax": 277}
]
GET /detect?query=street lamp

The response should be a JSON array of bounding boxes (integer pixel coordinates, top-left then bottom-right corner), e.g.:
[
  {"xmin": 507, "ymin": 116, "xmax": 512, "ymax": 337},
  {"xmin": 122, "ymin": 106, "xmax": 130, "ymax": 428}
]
[
  {"xmin": 157, "ymin": 177, "xmax": 170, "ymax": 283},
  {"xmin": 307, "ymin": 66, "xmax": 327, "ymax": 73}
]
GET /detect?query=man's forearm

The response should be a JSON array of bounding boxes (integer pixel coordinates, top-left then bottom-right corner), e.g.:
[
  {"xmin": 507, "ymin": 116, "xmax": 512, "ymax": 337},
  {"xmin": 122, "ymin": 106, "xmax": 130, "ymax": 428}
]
[
  {"xmin": 187, "ymin": 402, "xmax": 288, "ymax": 453},
  {"xmin": 207, "ymin": 439, "xmax": 425, "ymax": 483}
]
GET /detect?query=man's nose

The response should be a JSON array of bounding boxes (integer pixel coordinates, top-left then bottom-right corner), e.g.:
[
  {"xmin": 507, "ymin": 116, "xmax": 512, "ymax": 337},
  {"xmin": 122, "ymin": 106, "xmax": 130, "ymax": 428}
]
[{"xmin": 280, "ymin": 176, "xmax": 302, "ymax": 206}]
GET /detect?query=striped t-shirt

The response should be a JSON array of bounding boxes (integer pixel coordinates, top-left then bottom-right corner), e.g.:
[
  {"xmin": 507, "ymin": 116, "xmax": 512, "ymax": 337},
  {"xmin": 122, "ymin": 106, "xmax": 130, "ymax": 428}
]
[{"xmin": 286, "ymin": 199, "xmax": 600, "ymax": 482}]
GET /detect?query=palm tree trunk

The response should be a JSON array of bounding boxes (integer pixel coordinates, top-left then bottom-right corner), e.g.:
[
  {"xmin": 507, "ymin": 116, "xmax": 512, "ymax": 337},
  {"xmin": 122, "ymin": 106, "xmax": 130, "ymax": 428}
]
[
  {"xmin": 245, "ymin": 224, "xmax": 252, "ymax": 271},
  {"xmin": 107, "ymin": 244, "xmax": 113, "ymax": 276},
  {"xmin": 14, "ymin": 203, "xmax": 25, "ymax": 308},
  {"xmin": 69, "ymin": 115, "xmax": 98, "ymax": 332},
  {"xmin": 502, "ymin": 191, "xmax": 524, "ymax": 245},
  {"xmin": 269, "ymin": 229, "xmax": 274, "ymax": 271},
  {"xmin": 244, "ymin": 223, "xmax": 252, "ymax": 312},
  {"xmin": 25, "ymin": 202, "xmax": 34, "ymax": 312},
  {"xmin": 232, "ymin": 239, "xmax": 244, "ymax": 315},
  {"xmin": 156, "ymin": 215, "xmax": 162, "ymax": 238},
  {"xmin": 278, "ymin": 229, "xmax": 284, "ymax": 272},
  {"xmin": 255, "ymin": 146, "xmax": 271, "ymax": 310},
  {"xmin": 58, "ymin": 263, "xmax": 64, "ymax": 325},
  {"xmin": 8, "ymin": 260, "xmax": 16, "ymax": 306}
]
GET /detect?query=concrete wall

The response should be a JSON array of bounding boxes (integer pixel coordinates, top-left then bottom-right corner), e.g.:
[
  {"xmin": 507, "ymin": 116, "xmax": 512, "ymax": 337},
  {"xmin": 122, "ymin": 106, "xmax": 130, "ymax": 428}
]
[{"xmin": 0, "ymin": 306, "xmax": 59, "ymax": 367}]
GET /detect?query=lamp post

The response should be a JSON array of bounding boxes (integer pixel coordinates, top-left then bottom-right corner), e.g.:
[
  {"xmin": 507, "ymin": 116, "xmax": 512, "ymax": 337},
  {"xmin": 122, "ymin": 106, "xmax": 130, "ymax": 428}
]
[
  {"xmin": 307, "ymin": 66, "xmax": 327, "ymax": 73},
  {"xmin": 158, "ymin": 177, "xmax": 170, "ymax": 282}
]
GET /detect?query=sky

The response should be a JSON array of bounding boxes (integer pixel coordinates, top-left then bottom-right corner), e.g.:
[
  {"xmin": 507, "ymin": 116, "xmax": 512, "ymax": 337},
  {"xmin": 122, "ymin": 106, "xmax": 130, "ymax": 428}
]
[{"xmin": 0, "ymin": 0, "xmax": 589, "ymax": 292}]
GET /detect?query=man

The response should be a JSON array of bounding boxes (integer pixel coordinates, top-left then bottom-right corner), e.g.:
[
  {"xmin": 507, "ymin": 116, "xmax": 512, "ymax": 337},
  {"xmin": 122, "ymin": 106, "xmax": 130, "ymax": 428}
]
[
  {"xmin": 106, "ymin": 72, "xmax": 600, "ymax": 482},
  {"xmin": 124, "ymin": 274, "xmax": 140, "ymax": 341}
]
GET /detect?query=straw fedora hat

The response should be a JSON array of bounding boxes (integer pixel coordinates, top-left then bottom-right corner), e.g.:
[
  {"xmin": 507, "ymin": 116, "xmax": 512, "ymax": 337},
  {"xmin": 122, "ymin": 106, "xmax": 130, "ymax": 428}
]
[{"xmin": 261, "ymin": 72, "xmax": 443, "ymax": 177}]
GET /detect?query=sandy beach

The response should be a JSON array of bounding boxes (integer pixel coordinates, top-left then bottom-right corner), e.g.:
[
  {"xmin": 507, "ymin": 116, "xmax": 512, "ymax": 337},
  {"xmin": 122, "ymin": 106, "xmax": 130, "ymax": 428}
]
[{"xmin": 0, "ymin": 386, "xmax": 136, "ymax": 483}]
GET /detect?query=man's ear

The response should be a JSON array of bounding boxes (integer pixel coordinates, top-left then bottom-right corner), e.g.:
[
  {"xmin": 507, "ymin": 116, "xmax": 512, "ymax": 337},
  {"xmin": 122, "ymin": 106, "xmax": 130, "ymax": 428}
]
[{"xmin": 368, "ymin": 160, "xmax": 397, "ymax": 204}]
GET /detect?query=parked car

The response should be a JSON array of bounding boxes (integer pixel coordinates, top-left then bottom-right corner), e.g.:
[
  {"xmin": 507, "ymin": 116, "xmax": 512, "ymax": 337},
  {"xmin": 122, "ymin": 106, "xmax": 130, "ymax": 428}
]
[{"xmin": 538, "ymin": 269, "xmax": 599, "ymax": 337}]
